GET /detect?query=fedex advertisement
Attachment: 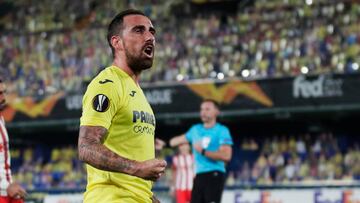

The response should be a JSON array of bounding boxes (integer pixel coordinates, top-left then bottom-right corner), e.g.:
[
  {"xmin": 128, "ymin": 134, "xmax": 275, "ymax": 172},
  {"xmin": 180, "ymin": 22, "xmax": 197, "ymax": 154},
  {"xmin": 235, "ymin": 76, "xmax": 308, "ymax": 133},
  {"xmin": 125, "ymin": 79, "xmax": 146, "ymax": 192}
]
[{"xmin": 222, "ymin": 188, "xmax": 360, "ymax": 203}]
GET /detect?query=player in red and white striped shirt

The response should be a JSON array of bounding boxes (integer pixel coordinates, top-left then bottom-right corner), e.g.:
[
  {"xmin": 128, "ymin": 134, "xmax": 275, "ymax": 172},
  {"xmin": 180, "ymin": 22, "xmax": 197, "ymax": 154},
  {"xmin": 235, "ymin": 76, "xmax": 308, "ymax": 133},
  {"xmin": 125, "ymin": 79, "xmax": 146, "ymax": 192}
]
[
  {"xmin": 0, "ymin": 79, "xmax": 26, "ymax": 203},
  {"xmin": 171, "ymin": 143, "xmax": 194, "ymax": 203}
]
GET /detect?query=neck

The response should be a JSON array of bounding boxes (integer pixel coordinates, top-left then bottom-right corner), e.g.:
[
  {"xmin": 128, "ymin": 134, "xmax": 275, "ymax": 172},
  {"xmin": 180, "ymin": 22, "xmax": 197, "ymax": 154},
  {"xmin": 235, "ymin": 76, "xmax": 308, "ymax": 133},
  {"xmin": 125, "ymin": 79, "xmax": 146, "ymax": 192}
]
[
  {"xmin": 113, "ymin": 57, "xmax": 140, "ymax": 84},
  {"xmin": 203, "ymin": 120, "xmax": 216, "ymax": 128}
]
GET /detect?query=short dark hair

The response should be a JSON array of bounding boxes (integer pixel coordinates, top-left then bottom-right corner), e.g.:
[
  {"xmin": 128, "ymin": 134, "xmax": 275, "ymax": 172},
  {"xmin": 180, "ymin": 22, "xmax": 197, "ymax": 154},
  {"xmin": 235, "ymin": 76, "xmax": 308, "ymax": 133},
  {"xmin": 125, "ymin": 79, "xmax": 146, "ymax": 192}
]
[
  {"xmin": 202, "ymin": 99, "xmax": 220, "ymax": 110},
  {"xmin": 107, "ymin": 9, "xmax": 147, "ymax": 58}
]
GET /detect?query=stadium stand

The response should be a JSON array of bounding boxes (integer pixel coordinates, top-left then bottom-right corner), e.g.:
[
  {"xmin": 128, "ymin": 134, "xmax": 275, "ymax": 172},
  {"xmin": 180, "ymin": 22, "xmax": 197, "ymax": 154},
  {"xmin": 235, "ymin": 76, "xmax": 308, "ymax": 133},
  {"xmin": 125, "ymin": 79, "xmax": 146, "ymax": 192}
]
[
  {"xmin": 228, "ymin": 132, "xmax": 360, "ymax": 186},
  {"xmin": 12, "ymin": 146, "xmax": 86, "ymax": 190},
  {"xmin": 0, "ymin": 0, "xmax": 359, "ymax": 97}
]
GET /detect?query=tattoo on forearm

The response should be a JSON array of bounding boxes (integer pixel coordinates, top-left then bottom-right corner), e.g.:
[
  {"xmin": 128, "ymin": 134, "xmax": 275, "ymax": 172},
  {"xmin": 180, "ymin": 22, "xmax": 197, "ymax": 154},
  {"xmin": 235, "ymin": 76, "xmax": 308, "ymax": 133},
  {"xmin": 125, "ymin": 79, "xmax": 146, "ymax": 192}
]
[{"xmin": 78, "ymin": 126, "xmax": 137, "ymax": 174}]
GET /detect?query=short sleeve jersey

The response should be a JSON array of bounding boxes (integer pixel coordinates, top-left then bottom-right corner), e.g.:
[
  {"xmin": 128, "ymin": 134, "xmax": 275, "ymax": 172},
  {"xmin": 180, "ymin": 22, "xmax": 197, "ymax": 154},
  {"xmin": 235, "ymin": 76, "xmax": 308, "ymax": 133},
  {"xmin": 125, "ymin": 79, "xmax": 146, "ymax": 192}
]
[
  {"xmin": 185, "ymin": 123, "xmax": 233, "ymax": 174},
  {"xmin": 80, "ymin": 66, "xmax": 155, "ymax": 203}
]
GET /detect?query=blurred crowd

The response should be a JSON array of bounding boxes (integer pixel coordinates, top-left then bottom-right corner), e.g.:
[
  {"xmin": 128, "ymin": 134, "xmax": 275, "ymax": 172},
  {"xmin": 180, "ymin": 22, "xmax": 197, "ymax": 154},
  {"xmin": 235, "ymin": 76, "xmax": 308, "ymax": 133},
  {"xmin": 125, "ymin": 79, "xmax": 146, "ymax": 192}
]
[
  {"xmin": 11, "ymin": 146, "xmax": 86, "ymax": 190},
  {"xmin": 227, "ymin": 132, "xmax": 360, "ymax": 186},
  {"xmin": 0, "ymin": 0, "xmax": 359, "ymax": 97},
  {"xmin": 0, "ymin": 0, "xmax": 167, "ymax": 97},
  {"xmin": 10, "ymin": 132, "xmax": 360, "ymax": 190}
]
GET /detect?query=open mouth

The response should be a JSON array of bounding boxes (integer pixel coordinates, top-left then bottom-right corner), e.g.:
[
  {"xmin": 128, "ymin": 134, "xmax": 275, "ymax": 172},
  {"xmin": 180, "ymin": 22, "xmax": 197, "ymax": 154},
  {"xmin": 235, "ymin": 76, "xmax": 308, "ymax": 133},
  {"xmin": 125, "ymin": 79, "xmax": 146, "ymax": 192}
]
[{"xmin": 143, "ymin": 45, "xmax": 154, "ymax": 58}]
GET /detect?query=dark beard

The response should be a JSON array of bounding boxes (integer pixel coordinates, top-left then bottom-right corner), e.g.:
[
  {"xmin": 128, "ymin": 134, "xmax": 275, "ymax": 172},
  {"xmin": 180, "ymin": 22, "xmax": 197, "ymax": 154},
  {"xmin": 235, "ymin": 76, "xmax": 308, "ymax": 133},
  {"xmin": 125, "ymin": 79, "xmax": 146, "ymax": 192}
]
[{"xmin": 124, "ymin": 47, "xmax": 153, "ymax": 74}]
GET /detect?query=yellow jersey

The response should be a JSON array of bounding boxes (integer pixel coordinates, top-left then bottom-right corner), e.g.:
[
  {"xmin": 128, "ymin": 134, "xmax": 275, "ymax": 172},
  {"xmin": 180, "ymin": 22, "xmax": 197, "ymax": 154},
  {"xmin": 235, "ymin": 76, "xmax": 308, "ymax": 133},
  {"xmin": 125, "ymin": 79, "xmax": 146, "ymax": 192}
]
[{"xmin": 80, "ymin": 65, "xmax": 155, "ymax": 203}]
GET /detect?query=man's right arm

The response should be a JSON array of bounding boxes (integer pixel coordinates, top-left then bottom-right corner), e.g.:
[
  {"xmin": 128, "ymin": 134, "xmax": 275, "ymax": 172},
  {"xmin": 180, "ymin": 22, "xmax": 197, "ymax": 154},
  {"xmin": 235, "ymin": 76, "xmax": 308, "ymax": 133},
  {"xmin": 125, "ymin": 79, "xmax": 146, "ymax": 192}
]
[
  {"xmin": 169, "ymin": 134, "xmax": 188, "ymax": 147},
  {"xmin": 78, "ymin": 125, "xmax": 137, "ymax": 174},
  {"xmin": 78, "ymin": 126, "xmax": 167, "ymax": 181}
]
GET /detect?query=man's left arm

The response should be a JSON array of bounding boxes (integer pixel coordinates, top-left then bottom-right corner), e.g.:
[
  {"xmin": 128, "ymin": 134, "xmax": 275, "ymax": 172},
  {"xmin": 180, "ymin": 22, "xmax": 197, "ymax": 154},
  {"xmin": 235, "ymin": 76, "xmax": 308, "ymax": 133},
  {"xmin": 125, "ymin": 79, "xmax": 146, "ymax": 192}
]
[{"xmin": 194, "ymin": 144, "xmax": 232, "ymax": 162}]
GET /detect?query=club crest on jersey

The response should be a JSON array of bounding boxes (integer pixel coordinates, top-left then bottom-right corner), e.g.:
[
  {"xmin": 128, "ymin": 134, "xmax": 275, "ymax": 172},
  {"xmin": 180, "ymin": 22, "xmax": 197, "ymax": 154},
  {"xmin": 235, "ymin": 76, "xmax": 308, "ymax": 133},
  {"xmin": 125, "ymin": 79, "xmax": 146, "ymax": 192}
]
[{"xmin": 92, "ymin": 94, "xmax": 109, "ymax": 112}]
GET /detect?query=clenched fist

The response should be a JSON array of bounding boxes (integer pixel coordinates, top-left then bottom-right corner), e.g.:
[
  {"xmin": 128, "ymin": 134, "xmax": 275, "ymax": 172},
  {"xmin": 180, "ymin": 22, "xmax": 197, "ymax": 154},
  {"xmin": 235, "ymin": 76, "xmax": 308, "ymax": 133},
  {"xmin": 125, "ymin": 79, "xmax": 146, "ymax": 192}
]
[{"xmin": 133, "ymin": 159, "xmax": 167, "ymax": 181}]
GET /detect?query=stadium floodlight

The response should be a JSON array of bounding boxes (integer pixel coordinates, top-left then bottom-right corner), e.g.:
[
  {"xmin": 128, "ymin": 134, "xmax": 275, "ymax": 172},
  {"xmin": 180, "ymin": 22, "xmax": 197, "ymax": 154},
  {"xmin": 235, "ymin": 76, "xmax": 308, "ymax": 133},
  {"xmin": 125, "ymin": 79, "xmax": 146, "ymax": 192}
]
[
  {"xmin": 176, "ymin": 74, "xmax": 184, "ymax": 81},
  {"xmin": 301, "ymin": 66, "xmax": 309, "ymax": 74},
  {"xmin": 217, "ymin": 72, "xmax": 225, "ymax": 80},
  {"xmin": 241, "ymin": 69, "xmax": 250, "ymax": 78},
  {"xmin": 352, "ymin": 63, "xmax": 359, "ymax": 71}
]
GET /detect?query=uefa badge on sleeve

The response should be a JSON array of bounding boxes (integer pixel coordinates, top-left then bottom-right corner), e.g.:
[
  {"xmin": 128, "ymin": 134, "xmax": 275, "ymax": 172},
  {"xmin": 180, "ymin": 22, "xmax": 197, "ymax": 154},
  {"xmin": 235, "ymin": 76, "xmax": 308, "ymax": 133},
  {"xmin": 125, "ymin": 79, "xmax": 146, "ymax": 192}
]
[{"xmin": 92, "ymin": 94, "xmax": 110, "ymax": 112}]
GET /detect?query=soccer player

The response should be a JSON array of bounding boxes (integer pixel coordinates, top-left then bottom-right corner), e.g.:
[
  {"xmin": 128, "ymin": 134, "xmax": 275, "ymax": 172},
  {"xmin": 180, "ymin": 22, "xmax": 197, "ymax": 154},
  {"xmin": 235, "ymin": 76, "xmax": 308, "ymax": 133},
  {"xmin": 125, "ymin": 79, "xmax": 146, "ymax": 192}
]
[
  {"xmin": 170, "ymin": 99, "xmax": 233, "ymax": 203},
  {"xmin": 0, "ymin": 79, "xmax": 27, "ymax": 203},
  {"xmin": 78, "ymin": 9, "xmax": 166, "ymax": 203},
  {"xmin": 171, "ymin": 143, "xmax": 194, "ymax": 203}
]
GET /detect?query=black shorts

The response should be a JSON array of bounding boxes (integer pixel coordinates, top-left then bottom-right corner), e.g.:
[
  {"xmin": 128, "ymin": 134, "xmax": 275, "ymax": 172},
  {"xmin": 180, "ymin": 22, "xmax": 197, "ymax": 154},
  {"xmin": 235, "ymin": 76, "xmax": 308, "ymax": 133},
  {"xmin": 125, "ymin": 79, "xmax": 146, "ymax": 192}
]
[{"xmin": 191, "ymin": 171, "xmax": 225, "ymax": 203}]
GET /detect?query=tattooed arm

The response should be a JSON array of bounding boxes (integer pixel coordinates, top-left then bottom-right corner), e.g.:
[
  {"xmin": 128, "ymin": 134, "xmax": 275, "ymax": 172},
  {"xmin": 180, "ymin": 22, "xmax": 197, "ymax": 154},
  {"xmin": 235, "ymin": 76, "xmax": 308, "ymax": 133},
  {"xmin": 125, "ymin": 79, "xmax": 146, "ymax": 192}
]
[
  {"xmin": 78, "ymin": 126, "xmax": 167, "ymax": 181},
  {"xmin": 78, "ymin": 126, "xmax": 137, "ymax": 174}
]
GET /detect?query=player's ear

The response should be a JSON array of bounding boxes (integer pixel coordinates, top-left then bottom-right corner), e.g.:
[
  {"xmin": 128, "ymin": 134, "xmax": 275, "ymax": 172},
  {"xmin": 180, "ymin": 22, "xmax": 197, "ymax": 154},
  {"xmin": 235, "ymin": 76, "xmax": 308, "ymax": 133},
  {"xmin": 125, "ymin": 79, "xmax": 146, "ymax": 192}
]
[{"xmin": 111, "ymin": 35, "xmax": 123, "ymax": 51}]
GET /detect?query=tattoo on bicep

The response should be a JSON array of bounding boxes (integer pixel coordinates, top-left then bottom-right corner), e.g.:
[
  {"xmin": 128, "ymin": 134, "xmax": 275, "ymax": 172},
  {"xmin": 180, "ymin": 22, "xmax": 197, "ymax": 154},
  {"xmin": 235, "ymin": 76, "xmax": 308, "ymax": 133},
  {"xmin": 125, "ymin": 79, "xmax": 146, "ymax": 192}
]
[{"xmin": 78, "ymin": 126, "xmax": 136, "ymax": 174}]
